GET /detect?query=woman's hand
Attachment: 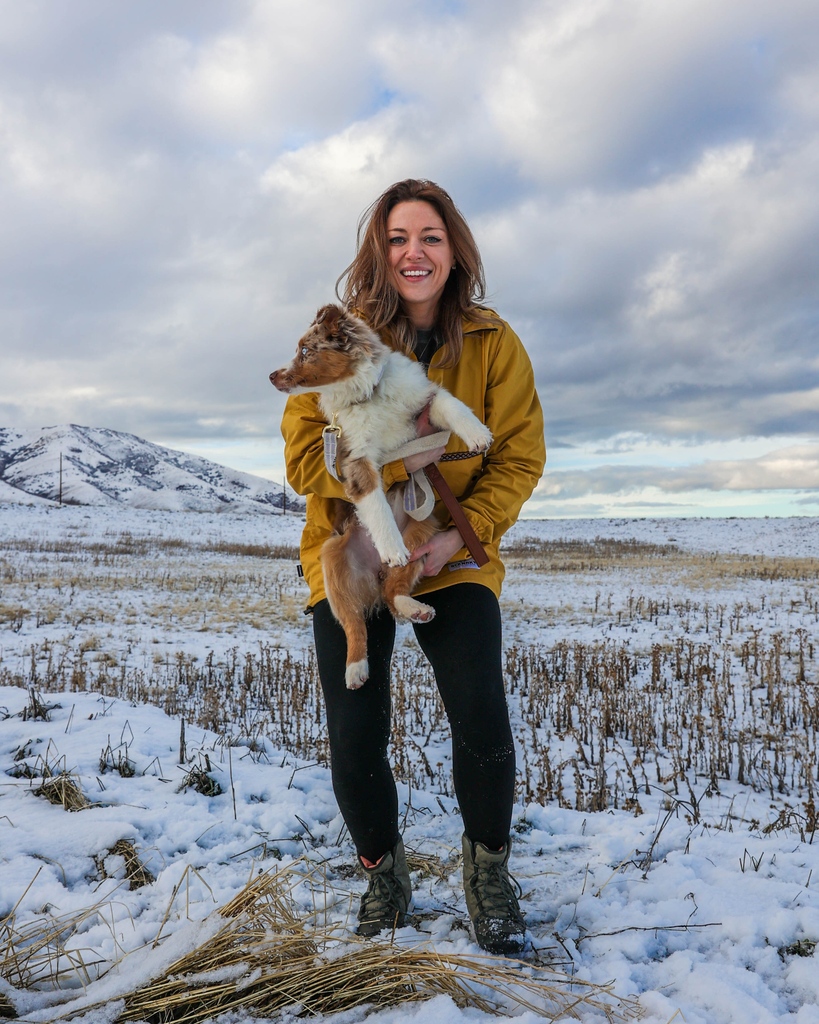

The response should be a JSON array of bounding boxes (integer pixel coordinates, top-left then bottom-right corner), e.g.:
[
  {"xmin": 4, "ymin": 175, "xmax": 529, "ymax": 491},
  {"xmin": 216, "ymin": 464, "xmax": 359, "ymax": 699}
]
[
  {"xmin": 403, "ymin": 404, "xmax": 446, "ymax": 474},
  {"xmin": 410, "ymin": 527, "xmax": 464, "ymax": 577}
]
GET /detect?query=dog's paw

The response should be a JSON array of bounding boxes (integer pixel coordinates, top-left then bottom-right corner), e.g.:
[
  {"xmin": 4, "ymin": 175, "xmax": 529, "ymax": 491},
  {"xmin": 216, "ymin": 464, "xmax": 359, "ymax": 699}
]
[
  {"xmin": 460, "ymin": 424, "xmax": 493, "ymax": 453},
  {"xmin": 346, "ymin": 659, "xmax": 369, "ymax": 690},
  {"xmin": 393, "ymin": 596, "xmax": 436, "ymax": 624},
  {"xmin": 380, "ymin": 542, "xmax": 410, "ymax": 568}
]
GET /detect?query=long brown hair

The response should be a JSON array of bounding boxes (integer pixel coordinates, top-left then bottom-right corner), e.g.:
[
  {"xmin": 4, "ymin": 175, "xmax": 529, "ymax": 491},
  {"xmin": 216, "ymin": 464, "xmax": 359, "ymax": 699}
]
[{"xmin": 336, "ymin": 179, "xmax": 500, "ymax": 366}]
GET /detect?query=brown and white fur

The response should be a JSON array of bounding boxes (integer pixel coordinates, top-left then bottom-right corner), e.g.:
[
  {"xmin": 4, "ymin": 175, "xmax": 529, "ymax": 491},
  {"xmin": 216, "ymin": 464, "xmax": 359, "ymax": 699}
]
[{"xmin": 270, "ymin": 304, "xmax": 492, "ymax": 689}]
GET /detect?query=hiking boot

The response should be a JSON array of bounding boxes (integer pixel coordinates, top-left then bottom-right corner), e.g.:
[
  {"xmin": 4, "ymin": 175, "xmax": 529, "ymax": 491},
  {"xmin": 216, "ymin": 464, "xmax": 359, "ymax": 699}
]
[
  {"xmin": 356, "ymin": 838, "xmax": 412, "ymax": 937},
  {"xmin": 462, "ymin": 834, "xmax": 526, "ymax": 955}
]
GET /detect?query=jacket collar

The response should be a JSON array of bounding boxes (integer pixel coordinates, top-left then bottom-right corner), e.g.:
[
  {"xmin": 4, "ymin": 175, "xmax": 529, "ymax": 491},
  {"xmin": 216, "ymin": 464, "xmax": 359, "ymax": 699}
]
[{"xmin": 463, "ymin": 308, "xmax": 501, "ymax": 336}]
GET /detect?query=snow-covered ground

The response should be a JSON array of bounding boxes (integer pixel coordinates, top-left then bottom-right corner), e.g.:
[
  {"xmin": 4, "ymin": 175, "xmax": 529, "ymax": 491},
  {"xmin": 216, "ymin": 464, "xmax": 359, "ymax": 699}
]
[{"xmin": 1, "ymin": 504, "xmax": 819, "ymax": 1023}]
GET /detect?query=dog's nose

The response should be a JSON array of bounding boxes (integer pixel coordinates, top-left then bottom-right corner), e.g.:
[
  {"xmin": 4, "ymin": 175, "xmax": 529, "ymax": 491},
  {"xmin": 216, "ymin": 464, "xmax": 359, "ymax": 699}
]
[{"xmin": 269, "ymin": 371, "xmax": 277, "ymax": 385}]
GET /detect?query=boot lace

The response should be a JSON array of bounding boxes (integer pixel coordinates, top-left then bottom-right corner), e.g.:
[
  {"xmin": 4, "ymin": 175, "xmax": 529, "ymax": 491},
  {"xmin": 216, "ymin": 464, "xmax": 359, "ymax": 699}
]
[
  {"xmin": 359, "ymin": 870, "xmax": 406, "ymax": 927},
  {"xmin": 470, "ymin": 861, "xmax": 523, "ymax": 920}
]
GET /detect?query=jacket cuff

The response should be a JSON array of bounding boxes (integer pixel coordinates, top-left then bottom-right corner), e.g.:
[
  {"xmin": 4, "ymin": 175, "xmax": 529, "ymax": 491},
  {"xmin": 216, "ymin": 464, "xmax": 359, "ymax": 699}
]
[{"xmin": 382, "ymin": 458, "xmax": 410, "ymax": 488}]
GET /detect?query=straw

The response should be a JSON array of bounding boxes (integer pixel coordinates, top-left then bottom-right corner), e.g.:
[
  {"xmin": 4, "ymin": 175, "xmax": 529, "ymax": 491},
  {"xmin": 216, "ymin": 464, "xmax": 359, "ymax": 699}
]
[
  {"xmin": 2, "ymin": 861, "xmax": 641, "ymax": 1023},
  {"xmin": 39, "ymin": 861, "xmax": 643, "ymax": 1024}
]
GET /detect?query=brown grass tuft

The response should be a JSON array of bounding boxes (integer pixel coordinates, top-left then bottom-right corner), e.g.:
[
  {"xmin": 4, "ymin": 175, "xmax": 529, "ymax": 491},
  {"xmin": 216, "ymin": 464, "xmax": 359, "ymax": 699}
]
[
  {"xmin": 177, "ymin": 755, "xmax": 223, "ymax": 797},
  {"xmin": 20, "ymin": 690, "xmax": 61, "ymax": 723},
  {"xmin": 33, "ymin": 772, "xmax": 89, "ymax": 812},
  {"xmin": 0, "ymin": 879, "xmax": 111, "ymax": 993},
  {"xmin": 98, "ymin": 840, "xmax": 155, "ymax": 890},
  {"xmin": 0, "ymin": 865, "xmax": 641, "ymax": 1023},
  {"xmin": 69, "ymin": 863, "xmax": 641, "ymax": 1024}
]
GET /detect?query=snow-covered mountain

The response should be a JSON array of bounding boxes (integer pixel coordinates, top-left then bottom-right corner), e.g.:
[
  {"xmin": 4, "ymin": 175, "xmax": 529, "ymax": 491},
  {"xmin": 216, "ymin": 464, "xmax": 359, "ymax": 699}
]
[{"xmin": 0, "ymin": 425, "xmax": 302, "ymax": 513}]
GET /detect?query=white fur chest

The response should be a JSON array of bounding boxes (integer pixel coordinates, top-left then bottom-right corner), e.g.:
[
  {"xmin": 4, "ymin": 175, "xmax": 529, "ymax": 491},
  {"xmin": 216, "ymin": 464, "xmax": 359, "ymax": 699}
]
[{"xmin": 320, "ymin": 353, "xmax": 436, "ymax": 465}]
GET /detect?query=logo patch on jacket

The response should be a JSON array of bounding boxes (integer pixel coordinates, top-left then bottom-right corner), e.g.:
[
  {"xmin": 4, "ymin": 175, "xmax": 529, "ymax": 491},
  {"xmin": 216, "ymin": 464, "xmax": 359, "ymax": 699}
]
[{"xmin": 448, "ymin": 558, "xmax": 480, "ymax": 571}]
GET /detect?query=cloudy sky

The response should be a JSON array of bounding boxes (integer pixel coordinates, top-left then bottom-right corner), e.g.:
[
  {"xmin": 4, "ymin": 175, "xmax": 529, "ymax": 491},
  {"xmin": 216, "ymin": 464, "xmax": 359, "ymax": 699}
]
[{"xmin": 2, "ymin": 0, "xmax": 818, "ymax": 519}]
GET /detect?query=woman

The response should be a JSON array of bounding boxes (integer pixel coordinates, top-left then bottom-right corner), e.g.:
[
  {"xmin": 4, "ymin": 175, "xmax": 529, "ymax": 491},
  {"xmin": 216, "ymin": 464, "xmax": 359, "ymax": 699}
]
[{"xmin": 280, "ymin": 179, "xmax": 545, "ymax": 954}]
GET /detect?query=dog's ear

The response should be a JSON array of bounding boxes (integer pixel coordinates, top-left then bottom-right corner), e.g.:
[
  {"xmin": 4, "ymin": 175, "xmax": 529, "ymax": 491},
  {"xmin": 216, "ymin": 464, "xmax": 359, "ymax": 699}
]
[
  {"xmin": 315, "ymin": 304, "xmax": 342, "ymax": 331},
  {"xmin": 315, "ymin": 304, "xmax": 358, "ymax": 349}
]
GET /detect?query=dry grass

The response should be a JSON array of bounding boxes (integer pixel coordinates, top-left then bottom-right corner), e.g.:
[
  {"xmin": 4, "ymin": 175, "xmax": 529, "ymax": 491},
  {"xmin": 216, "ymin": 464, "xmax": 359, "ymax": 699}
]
[
  {"xmin": 19, "ymin": 689, "xmax": 61, "ymax": 722},
  {"xmin": 33, "ymin": 772, "xmax": 90, "ymax": 811},
  {"xmin": 406, "ymin": 848, "xmax": 455, "ymax": 882},
  {"xmin": 177, "ymin": 755, "xmax": 223, "ymax": 797},
  {"xmin": 501, "ymin": 536, "xmax": 819, "ymax": 584},
  {"xmin": 4, "ymin": 527, "xmax": 817, "ymax": 1021},
  {"xmin": 0, "ymin": 528, "xmax": 304, "ymax": 638},
  {"xmin": 3, "ymin": 528, "xmax": 819, "ymax": 827},
  {"xmin": 6, "ymin": 739, "xmax": 92, "ymax": 811},
  {"xmin": 502, "ymin": 535, "xmax": 682, "ymax": 572},
  {"xmin": 97, "ymin": 839, "xmax": 155, "ymax": 890},
  {"xmin": 0, "ymin": 876, "xmax": 113, "ymax": 992},
  {"xmin": 25, "ymin": 863, "xmax": 641, "ymax": 1024},
  {"xmin": 99, "ymin": 740, "xmax": 136, "ymax": 777},
  {"xmin": 4, "ymin": 622, "xmax": 819, "ymax": 829},
  {"xmin": 0, "ymin": 532, "xmax": 299, "ymax": 561}
]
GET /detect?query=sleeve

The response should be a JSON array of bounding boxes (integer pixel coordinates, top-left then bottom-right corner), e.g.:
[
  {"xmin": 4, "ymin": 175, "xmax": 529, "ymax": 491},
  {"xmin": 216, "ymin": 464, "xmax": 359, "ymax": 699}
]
[
  {"xmin": 458, "ymin": 323, "xmax": 546, "ymax": 545},
  {"xmin": 280, "ymin": 393, "xmax": 347, "ymax": 499}
]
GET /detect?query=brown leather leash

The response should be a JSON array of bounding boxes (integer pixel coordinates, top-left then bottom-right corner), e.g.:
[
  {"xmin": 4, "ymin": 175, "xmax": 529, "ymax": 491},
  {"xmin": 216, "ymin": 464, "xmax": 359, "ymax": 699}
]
[
  {"xmin": 424, "ymin": 462, "xmax": 489, "ymax": 567},
  {"xmin": 322, "ymin": 421, "xmax": 490, "ymax": 567}
]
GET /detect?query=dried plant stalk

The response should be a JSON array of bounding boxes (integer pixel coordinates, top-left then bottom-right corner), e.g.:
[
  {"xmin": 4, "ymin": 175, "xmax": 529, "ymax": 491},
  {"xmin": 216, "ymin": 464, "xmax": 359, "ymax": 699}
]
[
  {"xmin": 98, "ymin": 840, "xmax": 155, "ymax": 890},
  {"xmin": 17, "ymin": 864, "xmax": 641, "ymax": 1024},
  {"xmin": 33, "ymin": 773, "xmax": 89, "ymax": 812},
  {"xmin": 1, "ymin": 900, "xmax": 111, "ymax": 992},
  {"xmin": 109, "ymin": 865, "xmax": 641, "ymax": 1024}
]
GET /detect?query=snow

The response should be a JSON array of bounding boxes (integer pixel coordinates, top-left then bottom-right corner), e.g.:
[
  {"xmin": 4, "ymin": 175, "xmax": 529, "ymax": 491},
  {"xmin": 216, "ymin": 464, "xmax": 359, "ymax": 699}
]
[
  {"xmin": 0, "ymin": 425, "xmax": 299, "ymax": 513},
  {"xmin": 1, "ymin": 504, "xmax": 819, "ymax": 1023},
  {"xmin": 0, "ymin": 479, "xmax": 52, "ymax": 506}
]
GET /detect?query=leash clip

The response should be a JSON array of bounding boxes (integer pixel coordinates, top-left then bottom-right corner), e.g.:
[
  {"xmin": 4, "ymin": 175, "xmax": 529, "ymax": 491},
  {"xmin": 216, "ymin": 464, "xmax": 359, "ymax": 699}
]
[
  {"xmin": 322, "ymin": 413, "xmax": 343, "ymax": 481},
  {"xmin": 321, "ymin": 412, "xmax": 342, "ymax": 440}
]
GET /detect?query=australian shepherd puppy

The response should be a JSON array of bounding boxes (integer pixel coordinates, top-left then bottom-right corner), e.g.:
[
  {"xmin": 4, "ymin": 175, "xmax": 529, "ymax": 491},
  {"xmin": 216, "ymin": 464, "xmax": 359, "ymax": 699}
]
[{"xmin": 270, "ymin": 304, "xmax": 492, "ymax": 689}]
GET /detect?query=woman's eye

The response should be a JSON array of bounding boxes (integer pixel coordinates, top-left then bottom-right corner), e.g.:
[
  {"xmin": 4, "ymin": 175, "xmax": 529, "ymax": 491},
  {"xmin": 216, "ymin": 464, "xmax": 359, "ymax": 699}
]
[
  {"xmin": 388, "ymin": 236, "xmax": 405, "ymax": 246},
  {"xmin": 424, "ymin": 235, "xmax": 442, "ymax": 244}
]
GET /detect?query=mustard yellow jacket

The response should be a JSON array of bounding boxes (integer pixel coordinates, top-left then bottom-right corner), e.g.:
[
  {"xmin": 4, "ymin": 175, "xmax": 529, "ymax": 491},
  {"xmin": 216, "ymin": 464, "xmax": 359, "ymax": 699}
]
[{"xmin": 280, "ymin": 312, "xmax": 546, "ymax": 608}]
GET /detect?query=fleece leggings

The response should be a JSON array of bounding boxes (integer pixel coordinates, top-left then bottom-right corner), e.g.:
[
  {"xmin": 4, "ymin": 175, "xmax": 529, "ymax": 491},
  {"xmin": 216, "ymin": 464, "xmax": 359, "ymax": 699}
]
[{"xmin": 312, "ymin": 583, "xmax": 516, "ymax": 863}]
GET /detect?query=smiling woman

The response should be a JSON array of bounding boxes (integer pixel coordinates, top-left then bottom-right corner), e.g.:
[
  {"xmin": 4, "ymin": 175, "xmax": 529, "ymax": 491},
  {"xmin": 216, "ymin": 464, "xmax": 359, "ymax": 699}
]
[{"xmin": 279, "ymin": 178, "xmax": 546, "ymax": 954}]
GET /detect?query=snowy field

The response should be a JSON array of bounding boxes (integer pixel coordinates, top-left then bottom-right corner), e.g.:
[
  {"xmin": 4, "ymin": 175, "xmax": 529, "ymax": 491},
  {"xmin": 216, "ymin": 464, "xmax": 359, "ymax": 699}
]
[{"xmin": 1, "ymin": 504, "xmax": 819, "ymax": 1023}]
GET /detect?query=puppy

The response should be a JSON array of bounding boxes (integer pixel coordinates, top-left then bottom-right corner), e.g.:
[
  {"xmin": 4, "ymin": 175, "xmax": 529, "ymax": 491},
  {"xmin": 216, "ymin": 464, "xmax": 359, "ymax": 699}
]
[{"xmin": 270, "ymin": 304, "xmax": 492, "ymax": 689}]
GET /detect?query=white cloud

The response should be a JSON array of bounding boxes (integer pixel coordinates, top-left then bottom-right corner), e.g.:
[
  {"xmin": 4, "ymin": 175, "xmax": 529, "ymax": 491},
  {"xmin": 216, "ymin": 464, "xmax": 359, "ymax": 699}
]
[
  {"xmin": 132, "ymin": 1, "xmax": 386, "ymax": 144},
  {"xmin": 540, "ymin": 441, "xmax": 819, "ymax": 500},
  {"xmin": 0, "ymin": 0, "xmax": 818, "ymax": 515},
  {"xmin": 486, "ymin": 0, "xmax": 780, "ymax": 187}
]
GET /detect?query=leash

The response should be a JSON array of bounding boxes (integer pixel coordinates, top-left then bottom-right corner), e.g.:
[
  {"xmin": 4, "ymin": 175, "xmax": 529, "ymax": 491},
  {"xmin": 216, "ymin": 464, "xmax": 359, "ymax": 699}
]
[
  {"xmin": 422, "ymin": 462, "xmax": 489, "ymax": 567},
  {"xmin": 387, "ymin": 433, "xmax": 489, "ymax": 567},
  {"xmin": 323, "ymin": 426, "xmax": 489, "ymax": 568}
]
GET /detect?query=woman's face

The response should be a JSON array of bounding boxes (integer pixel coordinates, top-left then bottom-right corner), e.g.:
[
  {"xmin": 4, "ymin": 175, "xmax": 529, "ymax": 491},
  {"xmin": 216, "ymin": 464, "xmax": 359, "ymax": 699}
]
[{"xmin": 385, "ymin": 200, "xmax": 454, "ymax": 330}]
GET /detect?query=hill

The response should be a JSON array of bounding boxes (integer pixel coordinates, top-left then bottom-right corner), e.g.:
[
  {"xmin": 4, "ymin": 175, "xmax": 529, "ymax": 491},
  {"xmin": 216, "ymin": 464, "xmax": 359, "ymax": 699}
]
[{"xmin": 0, "ymin": 424, "xmax": 301, "ymax": 513}]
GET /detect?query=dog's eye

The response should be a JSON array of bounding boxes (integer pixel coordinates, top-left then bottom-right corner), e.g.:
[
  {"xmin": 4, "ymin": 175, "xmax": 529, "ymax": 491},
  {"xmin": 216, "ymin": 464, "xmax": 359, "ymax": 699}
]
[{"xmin": 300, "ymin": 346, "xmax": 310, "ymax": 358}]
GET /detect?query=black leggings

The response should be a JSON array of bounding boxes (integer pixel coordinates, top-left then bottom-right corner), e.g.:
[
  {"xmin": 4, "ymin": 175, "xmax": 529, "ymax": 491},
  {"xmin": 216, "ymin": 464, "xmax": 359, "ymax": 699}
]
[{"xmin": 313, "ymin": 583, "xmax": 516, "ymax": 863}]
